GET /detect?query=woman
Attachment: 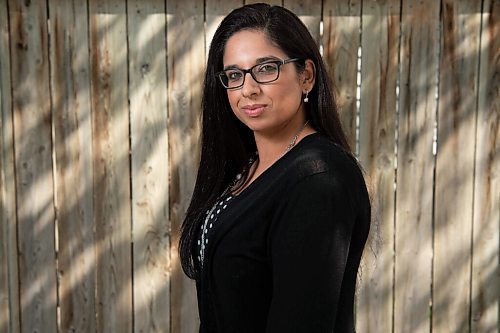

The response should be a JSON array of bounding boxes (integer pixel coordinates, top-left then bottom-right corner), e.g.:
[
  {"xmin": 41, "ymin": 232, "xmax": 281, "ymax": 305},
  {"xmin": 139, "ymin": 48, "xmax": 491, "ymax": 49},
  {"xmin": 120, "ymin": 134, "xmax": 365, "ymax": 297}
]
[{"xmin": 179, "ymin": 3, "xmax": 371, "ymax": 332}]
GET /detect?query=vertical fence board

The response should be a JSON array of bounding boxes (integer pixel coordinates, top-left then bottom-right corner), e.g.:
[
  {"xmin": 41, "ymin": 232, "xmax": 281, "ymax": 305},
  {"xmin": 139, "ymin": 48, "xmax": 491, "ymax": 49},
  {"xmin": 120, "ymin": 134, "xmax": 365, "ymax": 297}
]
[
  {"xmin": 357, "ymin": 1, "xmax": 399, "ymax": 332},
  {"xmin": 0, "ymin": 2, "xmax": 497, "ymax": 332},
  {"xmin": 0, "ymin": 2, "xmax": 20, "ymax": 333},
  {"xmin": 433, "ymin": 1, "xmax": 483, "ymax": 332},
  {"xmin": 323, "ymin": 0, "xmax": 361, "ymax": 150},
  {"xmin": 205, "ymin": 0, "xmax": 243, "ymax": 60},
  {"xmin": 127, "ymin": 1, "xmax": 171, "ymax": 332},
  {"xmin": 48, "ymin": 0, "xmax": 97, "ymax": 331},
  {"xmin": 167, "ymin": 0, "xmax": 204, "ymax": 332},
  {"xmin": 471, "ymin": 0, "xmax": 499, "ymax": 331},
  {"xmin": 88, "ymin": 0, "xmax": 133, "ymax": 332},
  {"xmin": 394, "ymin": 0, "xmax": 439, "ymax": 332},
  {"xmin": 8, "ymin": 1, "xmax": 58, "ymax": 332},
  {"xmin": 283, "ymin": 0, "xmax": 322, "ymax": 45}
]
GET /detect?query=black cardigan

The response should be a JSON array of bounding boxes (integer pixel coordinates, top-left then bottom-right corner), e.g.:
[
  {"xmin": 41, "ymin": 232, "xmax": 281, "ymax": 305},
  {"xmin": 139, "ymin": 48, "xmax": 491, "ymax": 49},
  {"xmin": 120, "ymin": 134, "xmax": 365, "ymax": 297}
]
[{"xmin": 196, "ymin": 133, "xmax": 371, "ymax": 333}]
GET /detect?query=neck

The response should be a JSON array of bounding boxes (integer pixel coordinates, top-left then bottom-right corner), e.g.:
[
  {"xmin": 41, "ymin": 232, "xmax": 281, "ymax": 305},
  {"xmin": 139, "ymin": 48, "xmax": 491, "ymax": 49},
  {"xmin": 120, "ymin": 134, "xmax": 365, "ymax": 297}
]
[
  {"xmin": 232, "ymin": 116, "xmax": 315, "ymax": 195},
  {"xmin": 253, "ymin": 118, "xmax": 314, "ymax": 168}
]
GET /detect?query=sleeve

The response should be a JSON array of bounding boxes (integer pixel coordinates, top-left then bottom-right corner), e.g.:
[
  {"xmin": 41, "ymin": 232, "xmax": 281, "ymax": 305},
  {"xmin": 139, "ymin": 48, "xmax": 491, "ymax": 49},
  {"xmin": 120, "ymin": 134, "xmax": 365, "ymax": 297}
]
[{"xmin": 265, "ymin": 171, "xmax": 356, "ymax": 333}]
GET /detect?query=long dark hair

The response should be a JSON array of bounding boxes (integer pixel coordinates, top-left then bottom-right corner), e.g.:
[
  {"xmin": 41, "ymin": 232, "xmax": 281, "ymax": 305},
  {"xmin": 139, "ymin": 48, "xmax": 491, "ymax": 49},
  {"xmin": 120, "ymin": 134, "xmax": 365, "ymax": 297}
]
[{"xmin": 179, "ymin": 3, "xmax": 351, "ymax": 279}]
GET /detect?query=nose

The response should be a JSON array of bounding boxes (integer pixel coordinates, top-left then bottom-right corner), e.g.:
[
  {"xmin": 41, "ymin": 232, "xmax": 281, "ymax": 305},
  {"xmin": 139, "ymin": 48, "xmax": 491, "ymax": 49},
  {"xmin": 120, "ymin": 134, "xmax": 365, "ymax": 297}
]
[{"xmin": 240, "ymin": 72, "xmax": 260, "ymax": 97}]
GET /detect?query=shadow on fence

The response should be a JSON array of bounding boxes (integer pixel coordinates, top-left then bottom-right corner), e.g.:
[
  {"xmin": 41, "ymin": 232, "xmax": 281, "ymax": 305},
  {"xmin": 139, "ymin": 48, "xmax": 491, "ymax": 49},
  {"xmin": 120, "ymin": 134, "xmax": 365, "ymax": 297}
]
[{"xmin": 0, "ymin": 0, "xmax": 498, "ymax": 332}]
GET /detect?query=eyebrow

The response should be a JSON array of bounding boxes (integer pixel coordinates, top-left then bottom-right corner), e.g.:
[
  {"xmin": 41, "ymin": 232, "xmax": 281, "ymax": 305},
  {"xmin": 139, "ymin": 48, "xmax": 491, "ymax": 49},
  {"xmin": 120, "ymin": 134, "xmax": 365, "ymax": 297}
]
[{"xmin": 223, "ymin": 55, "xmax": 281, "ymax": 70}]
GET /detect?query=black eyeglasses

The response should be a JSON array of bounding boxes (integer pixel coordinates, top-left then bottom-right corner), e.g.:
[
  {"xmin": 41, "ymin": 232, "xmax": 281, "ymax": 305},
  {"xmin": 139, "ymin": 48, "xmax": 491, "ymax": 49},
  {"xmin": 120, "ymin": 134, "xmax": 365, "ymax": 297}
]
[{"xmin": 216, "ymin": 58, "xmax": 302, "ymax": 89}]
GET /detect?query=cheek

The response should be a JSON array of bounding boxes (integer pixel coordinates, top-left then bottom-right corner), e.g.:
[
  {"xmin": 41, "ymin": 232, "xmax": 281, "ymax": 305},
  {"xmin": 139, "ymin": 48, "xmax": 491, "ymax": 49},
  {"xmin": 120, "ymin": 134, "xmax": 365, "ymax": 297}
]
[
  {"xmin": 227, "ymin": 92, "xmax": 239, "ymax": 113},
  {"xmin": 271, "ymin": 86, "xmax": 301, "ymax": 111},
  {"xmin": 227, "ymin": 91, "xmax": 237, "ymax": 108},
  {"xmin": 227, "ymin": 92, "xmax": 243, "ymax": 120}
]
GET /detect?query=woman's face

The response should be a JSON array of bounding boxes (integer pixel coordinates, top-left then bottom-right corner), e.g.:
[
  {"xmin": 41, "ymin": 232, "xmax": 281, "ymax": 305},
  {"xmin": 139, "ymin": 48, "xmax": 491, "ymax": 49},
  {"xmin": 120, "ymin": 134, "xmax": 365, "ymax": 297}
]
[{"xmin": 222, "ymin": 30, "xmax": 311, "ymax": 135}]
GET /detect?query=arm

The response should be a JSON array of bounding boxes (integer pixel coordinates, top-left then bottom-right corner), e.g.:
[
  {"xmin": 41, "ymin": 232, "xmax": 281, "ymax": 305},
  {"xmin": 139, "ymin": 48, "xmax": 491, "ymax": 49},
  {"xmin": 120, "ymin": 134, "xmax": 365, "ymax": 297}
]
[{"xmin": 266, "ymin": 171, "xmax": 356, "ymax": 332}]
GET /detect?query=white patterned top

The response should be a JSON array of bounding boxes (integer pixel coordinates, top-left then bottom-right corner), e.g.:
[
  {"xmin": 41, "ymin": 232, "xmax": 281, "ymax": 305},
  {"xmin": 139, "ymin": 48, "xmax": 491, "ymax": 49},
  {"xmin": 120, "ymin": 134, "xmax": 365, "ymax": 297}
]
[{"xmin": 197, "ymin": 194, "xmax": 234, "ymax": 266}]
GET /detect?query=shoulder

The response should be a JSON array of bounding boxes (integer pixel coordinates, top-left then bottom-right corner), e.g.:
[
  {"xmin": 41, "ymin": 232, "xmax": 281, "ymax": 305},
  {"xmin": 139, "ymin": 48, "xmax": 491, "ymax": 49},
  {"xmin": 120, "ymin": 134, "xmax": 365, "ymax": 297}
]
[
  {"xmin": 280, "ymin": 133, "xmax": 363, "ymax": 190},
  {"xmin": 267, "ymin": 135, "xmax": 370, "ymax": 234}
]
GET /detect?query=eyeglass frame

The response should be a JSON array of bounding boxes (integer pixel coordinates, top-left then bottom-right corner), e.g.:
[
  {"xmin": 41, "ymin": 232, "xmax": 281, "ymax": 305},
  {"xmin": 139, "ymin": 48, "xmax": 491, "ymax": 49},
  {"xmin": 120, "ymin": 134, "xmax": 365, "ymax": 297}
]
[{"xmin": 216, "ymin": 58, "xmax": 303, "ymax": 90}]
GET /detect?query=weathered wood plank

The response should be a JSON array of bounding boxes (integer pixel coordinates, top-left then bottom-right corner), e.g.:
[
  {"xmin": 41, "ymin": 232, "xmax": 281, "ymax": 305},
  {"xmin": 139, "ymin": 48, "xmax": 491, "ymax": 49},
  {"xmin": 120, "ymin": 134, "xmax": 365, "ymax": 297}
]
[
  {"xmin": 47, "ymin": 0, "xmax": 96, "ymax": 331},
  {"xmin": 471, "ymin": 0, "xmax": 499, "ymax": 331},
  {"xmin": 167, "ymin": 0, "xmax": 204, "ymax": 331},
  {"xmin": 322, "ymin": 0, "xmax": 361, "ymax": 151},
  {"xmin": 127, "ymin": 1, "xmax": 170, "ymax": 332},
  {"xmin": 394, "ymin": 1, "xmax": 439, "ymax": 332},
  {"xmin": 0, "ymin": 2, "xmax": 20, "ymax": 333},
  {"xmin": 88, "ymin": 0, "xmax": 132, "ymax": 332},
  {"xmin": 433, "ymin": 1, "xmax": 483, "ymax": 332},
  {"xmin": 283, "ymin": 0, "xmax": 322, "ymax": 46},
  {"xmin": 7, "ymin": 0, "xmax": 58, "ymax": 332},
  {"xmin": 357, "ymin": 0, "xmax": 400, "ymax": 331},
  {"xmin": 205, "ymin": 0, "xmax": 243, "ymax": 60},
  {"xmin": 0, "ymin": 2, "xmax": 494, "ymax": 333}
]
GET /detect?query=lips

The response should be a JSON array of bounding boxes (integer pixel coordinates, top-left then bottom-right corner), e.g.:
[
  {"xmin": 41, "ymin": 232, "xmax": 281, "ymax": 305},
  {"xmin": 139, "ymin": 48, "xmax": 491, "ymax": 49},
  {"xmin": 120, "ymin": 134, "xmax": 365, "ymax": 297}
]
[{"xmin": 241, "ymin": 104, "xmax": 266, "ymax": 117}]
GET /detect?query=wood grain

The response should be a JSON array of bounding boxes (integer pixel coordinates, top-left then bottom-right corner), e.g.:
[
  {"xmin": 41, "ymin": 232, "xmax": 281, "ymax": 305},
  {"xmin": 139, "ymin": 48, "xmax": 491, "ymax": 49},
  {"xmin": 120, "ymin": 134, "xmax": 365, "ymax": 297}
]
[
  {"xmin": 0, "ymin": 1, "xmax": 20, "ymax": 333},
  {"xmin": 205, "ymin": 0, "xmax": 243, "ymax": 60},
  {"xmin": 471, "ymin": 0, "xmax": 499, "ymax": 331},
  {"xmin": 167, "ymin": 0, "xmax": 204, "ymax": 331},
  {"xmin": 394, "ymin": 0, "xmax": 439, "ymax": 332},
  {"xmin": 127, "ymin": 0, "xmax": 171, "ymax": 331},
  {"xmin": 357, "ymin": 0, "xmax": 399, "ymax": 332},
  {"xmin": 48, "ymin": 1, "xmax": 97, "ymax": 331},
  {"xmin": 8, "ymin": 0, "xmax": 57, "ymax": 332},
  {"xmin": 323, "ymin": 0, "xmax": 361, "ymax": 151},
  {"xmin": 283, "ymin": 0, "xmax": 322, "ymax": 45},
  {"xmin": 0, "ymin": 1, "xmax": 496, "ymax": 331},
  {"xmin": 88, "ymin": 0, "xmax": 133, "ymax": 332},
  {"xmin": 433, "ymin": 1, "xmax": 483, "ymax": 332}
]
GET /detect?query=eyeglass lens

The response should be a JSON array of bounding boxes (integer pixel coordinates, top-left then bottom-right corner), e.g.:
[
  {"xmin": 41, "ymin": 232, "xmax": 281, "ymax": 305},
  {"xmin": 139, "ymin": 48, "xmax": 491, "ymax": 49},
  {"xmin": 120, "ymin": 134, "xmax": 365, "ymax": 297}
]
[{"xmin": 220, "ymin": 62, "xmax": 280, "ymax": 89}]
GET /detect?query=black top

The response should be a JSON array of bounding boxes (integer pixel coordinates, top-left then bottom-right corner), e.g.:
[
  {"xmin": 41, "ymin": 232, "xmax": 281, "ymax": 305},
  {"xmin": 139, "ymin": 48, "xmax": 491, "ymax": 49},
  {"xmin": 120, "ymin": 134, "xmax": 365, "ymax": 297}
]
[{"xmin": 196, "ymin": 133, "xmax": 371, "ymax": 333}]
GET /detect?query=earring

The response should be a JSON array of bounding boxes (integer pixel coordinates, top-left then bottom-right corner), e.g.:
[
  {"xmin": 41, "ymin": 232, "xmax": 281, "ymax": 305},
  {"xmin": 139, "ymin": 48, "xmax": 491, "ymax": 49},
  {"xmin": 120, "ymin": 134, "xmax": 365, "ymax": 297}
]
[{"xmin": 303, "ymin": 91, "xmax": 309, "ymax": 103}]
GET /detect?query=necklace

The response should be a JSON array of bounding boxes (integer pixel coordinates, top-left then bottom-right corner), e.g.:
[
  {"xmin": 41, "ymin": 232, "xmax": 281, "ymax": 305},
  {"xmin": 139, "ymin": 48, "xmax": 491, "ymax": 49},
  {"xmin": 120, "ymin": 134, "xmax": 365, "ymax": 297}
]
[
  {"xmin": 230, "ymin": 120, "xmax": 309, "ymax": 193},
  {"xmin": 235, "ymin": 119, "xmax": 309, "ymax": 190},
  {"xmin": 280, "ymin": 120, "xmax": 310, "ymax": 158}
]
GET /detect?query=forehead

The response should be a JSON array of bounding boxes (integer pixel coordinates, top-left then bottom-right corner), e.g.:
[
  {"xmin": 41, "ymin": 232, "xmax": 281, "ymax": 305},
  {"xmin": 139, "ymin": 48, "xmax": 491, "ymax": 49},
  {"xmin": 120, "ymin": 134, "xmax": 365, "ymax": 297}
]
[{"xmin": 223, "ymin": 30, "xmax": 287, "ymax": 66}]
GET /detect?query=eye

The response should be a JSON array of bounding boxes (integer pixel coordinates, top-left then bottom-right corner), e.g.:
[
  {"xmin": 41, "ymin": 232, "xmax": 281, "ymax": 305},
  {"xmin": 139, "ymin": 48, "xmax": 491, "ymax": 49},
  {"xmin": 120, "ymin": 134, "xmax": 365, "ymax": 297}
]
[
  {"xmin": 226, "ymin": 70, "xmax": 243, "ymax": 82},
  {"xmin": 257, "ymin": 63, "xmax": 278, "ymax": 74}
]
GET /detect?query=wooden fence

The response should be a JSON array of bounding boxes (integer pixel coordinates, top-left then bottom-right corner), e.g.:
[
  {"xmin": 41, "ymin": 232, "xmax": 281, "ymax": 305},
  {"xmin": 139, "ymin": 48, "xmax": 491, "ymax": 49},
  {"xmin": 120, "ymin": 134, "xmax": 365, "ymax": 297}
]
[{"xmin": 0, "ymin": 0, "xmax": 498, "ymax": 332}]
